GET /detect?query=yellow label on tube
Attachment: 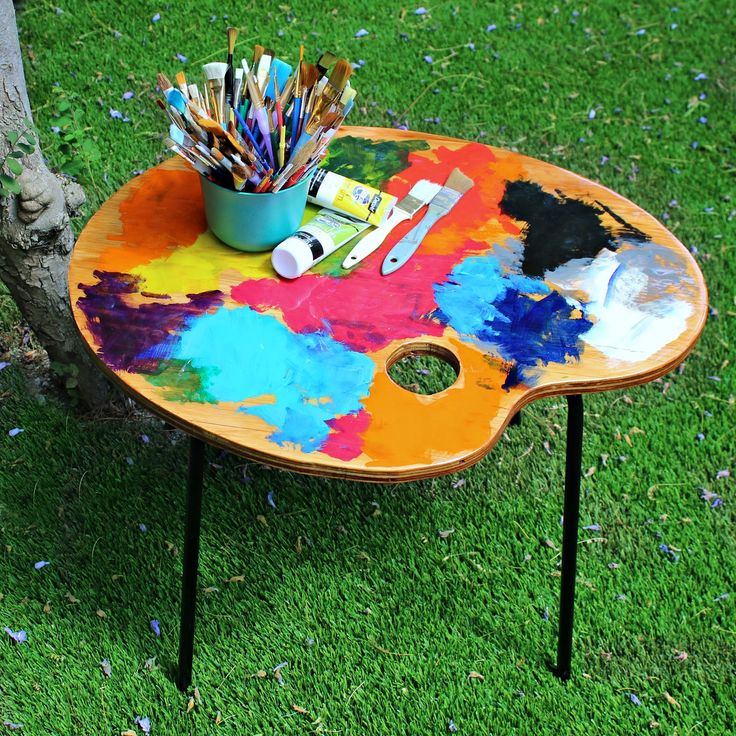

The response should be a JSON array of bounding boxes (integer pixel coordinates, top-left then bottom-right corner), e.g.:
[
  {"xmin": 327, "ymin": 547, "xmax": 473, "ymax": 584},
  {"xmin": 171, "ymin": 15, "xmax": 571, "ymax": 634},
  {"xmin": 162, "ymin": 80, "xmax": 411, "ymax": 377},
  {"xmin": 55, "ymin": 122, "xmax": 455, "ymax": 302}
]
[{"xmin": 307, "ymin": 169, "xmax": 397, "ymax": 226}]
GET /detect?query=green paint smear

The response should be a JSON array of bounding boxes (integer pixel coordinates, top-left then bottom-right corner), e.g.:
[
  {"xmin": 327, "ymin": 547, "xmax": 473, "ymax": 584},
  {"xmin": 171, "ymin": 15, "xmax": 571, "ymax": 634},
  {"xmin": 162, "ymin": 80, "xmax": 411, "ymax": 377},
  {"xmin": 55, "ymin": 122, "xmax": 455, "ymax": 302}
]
[
  {"xmin": 322, "ymin": 135, "xmax": 430, "ymax": 190},
  {"xmin": 146, "ymin": 359, "xmax": 218, "ymax": 403},
  {"xmin": 313, "ymin": 136, "xmax": 430, "ymax": 277}
]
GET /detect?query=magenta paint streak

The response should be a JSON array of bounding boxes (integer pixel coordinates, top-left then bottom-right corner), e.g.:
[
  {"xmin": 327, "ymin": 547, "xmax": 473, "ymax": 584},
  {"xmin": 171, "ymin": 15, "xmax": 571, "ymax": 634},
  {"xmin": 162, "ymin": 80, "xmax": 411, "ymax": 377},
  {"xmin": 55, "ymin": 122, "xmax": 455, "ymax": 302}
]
[
  {"xmin": 322, "ymin": 409, "xmax": 371, "ymax": 460},
  {"xmin": 231, "ymin": 248, "xmax": 487, "ymax": 352}
]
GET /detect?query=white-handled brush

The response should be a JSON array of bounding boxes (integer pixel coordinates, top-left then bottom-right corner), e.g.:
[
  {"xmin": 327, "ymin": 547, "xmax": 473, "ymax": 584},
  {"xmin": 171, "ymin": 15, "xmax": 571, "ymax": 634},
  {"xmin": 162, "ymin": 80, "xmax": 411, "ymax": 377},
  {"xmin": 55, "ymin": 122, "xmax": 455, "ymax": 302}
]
[
  {"xmin": 381, "ymin": 168, "xmax": 474, "ymax": 275},
  {"xmin": 342, "ymin": 179, "xmax": 442, "ymax": 268}
]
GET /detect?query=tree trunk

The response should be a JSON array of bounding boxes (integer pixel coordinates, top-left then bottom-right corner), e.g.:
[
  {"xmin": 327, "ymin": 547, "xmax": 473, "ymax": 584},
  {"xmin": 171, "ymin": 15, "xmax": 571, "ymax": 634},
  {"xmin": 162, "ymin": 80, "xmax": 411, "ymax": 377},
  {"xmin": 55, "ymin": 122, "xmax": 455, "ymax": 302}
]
[{"xmin": 0, "ymin": 0, "xmax": 108, "ymax": 408}]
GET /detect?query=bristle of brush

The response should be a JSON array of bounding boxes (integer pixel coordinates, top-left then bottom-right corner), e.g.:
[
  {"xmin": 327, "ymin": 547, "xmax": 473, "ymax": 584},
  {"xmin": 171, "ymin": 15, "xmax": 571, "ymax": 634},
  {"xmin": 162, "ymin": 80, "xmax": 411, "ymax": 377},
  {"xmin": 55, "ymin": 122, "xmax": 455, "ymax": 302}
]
[
  {"xmin": 445, "ymin": 168, "xmax": 474, "ymax": 195},
  {"xmin": 253, "ymin": 44, "xmax": 264, "ymax": 67},
  {"xmin": 227, "ymin": 27, "xmax": 238, "ymax": 54},
  {"xmin": 301, "ymin": 63, "xmax": 319, "ymax": 90},
  {"xmin": 317, "ymin": 51, "xmax": 337, "ymax": 74},
  {"xmin": 327, "ymin": 58, "xmax": 352, "ymax": 92},
  {"xmin": 263, "ymin": 48, "xmax": 274, "ymax": 60},
  {"xmin": 175, "ymin": 71, "xmax": 187, "ymax": 88},
  {"xmin": 203, "ymin": 62, "xmax": 227, "ymax": 80},
  {"xmin": 157, "ymin": 72, "xmax": 173, "ymax": 90}
]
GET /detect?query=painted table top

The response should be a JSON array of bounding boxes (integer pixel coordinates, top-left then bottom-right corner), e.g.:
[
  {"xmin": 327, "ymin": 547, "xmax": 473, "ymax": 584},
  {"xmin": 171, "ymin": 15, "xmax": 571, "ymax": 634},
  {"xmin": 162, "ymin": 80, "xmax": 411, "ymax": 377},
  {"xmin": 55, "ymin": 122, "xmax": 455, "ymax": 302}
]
[{"xmin": 69, "ymin": 126, "xmax": 707, "ymax": 482}]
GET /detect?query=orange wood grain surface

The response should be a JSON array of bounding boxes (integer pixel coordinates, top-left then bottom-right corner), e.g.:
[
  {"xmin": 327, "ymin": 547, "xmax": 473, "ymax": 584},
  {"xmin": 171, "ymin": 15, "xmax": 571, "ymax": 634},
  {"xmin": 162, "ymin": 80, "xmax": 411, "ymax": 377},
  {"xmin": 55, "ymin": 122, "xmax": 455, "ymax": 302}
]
[{"xmin": 68, "ymin": 127, "xmax": 707, "ymax": 482}]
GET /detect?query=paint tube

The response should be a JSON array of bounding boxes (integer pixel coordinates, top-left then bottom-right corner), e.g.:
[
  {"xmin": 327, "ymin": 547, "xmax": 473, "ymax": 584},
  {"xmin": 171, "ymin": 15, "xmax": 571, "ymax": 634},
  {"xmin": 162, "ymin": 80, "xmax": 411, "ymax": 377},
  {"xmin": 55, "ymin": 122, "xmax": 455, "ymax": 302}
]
[
  {"xmin": 307, "ymin": 169, "xmax": 397, "ymax": 226},
  {"xmin": 271, "ymin": 208, "xmax": 369, "ymax": 279}
]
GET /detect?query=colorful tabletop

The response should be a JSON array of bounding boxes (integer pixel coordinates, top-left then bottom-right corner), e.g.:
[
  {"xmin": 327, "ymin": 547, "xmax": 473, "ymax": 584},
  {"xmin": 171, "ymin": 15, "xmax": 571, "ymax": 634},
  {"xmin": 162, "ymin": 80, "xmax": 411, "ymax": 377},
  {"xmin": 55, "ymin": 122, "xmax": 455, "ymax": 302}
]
[{"xmin": 69, "ymin": 126, "xmax": 707, "ymax": 482}]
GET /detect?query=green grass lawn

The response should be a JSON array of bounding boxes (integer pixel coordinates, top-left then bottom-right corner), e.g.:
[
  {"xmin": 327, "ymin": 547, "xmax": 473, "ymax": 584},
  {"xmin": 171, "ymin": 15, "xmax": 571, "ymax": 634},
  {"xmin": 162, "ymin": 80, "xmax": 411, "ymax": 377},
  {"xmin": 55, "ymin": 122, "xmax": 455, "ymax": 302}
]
[{"xmin": 2, "ymin": 0, "xmax": 735, "ymax": 733}]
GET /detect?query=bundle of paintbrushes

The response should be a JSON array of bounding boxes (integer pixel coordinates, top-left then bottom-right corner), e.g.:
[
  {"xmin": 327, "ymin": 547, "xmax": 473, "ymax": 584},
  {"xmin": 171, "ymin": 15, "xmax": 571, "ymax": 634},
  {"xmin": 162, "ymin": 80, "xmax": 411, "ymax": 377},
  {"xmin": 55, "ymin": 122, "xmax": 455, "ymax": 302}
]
[{"xmin": 156, "ymin": 28, "xmax": 356, "ymax": 193}]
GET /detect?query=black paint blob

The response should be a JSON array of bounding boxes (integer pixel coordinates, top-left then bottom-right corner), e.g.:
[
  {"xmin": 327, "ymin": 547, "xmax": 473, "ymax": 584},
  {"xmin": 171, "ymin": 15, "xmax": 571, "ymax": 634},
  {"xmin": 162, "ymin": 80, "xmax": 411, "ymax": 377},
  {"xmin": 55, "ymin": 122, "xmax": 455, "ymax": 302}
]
[{"xmin": 500, "ymin": 180, "xmax": 648, "ymax": 277}]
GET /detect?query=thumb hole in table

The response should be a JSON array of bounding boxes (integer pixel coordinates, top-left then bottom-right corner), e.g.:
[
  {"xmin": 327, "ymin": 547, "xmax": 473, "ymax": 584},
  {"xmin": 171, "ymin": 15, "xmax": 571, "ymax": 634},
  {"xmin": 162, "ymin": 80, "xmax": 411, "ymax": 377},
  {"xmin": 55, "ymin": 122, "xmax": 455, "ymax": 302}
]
[{"xmin": 386, "ymin": 343, "xmax": 460, "ymax": 395}]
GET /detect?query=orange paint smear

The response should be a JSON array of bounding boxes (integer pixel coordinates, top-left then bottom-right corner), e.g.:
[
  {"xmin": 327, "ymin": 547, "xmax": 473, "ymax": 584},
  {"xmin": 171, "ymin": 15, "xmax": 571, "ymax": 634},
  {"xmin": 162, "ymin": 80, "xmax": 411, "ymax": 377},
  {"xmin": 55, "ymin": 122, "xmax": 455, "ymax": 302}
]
[
  {"xmin": 360, "ymin": 337, "xmax": 520, "ymax": 469},
  {"xmin": 100, "ymin": 168, "xmax": 206, "ymax": 273}
]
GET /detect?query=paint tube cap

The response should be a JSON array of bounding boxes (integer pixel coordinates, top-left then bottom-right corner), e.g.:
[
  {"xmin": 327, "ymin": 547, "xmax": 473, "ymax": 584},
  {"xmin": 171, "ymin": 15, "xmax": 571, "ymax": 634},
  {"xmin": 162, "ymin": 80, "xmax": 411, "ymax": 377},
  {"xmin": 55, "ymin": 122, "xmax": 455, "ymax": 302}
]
[{"xmin": 271, "ymin": 236, "xmax": 313, "ymax": 279}]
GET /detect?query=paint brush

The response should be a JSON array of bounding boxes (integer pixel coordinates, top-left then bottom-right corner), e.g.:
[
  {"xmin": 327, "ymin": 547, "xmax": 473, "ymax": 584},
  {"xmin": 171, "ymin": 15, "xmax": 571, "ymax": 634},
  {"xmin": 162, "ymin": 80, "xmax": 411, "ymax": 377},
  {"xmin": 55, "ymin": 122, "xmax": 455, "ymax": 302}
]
[
  {"xmin": 316, "ymin": 51, "xmax": 338, "ymax": 76},
  {"xmin": 224, "ymin": 26, "xmax": 238, "ymax": 119},
  {"xmin": 289, "ymin": 45, "xmax": 304, "ymax": 149},
  {"xmin": 342, "ymin": 180, "xmax": 442, "ymax": 268},
  {"xmin": 203, "ymin": 62, "xmax": 227, "ymax": 124},
  {"xmin": 381, "ymin": 169, "xmax": 475, "ymax": 275},
  {"xmin": 257, "ymin": 47, "xmax": 273, "ymax": 94},
  {"xmin": 299, "ymin": 62, "xmax": 319, "ymax": 130},
  {"xmin": 175, "ymin": 71, "xmax": 189, "ymax": 98},
  {"xmin": 246, "ymin": 73, "xmax": 276, "ymax": 167}
]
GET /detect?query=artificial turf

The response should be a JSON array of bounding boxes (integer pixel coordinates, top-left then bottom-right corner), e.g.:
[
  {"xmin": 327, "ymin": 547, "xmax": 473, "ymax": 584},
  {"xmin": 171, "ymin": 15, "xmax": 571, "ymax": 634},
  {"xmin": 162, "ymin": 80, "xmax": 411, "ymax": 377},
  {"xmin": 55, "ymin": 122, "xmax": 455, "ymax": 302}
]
[{"xmin": 1, "ymin": 0, "xmax": 735, "ymax": 733}]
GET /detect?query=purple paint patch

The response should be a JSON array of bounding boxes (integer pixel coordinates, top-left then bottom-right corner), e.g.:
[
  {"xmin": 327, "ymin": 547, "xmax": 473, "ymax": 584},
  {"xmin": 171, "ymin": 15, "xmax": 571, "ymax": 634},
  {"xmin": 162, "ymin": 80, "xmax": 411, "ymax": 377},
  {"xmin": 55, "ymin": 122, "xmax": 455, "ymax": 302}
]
[{"xmin": 77, "ymin": 271, "xmax": 224, "ymax": 372}]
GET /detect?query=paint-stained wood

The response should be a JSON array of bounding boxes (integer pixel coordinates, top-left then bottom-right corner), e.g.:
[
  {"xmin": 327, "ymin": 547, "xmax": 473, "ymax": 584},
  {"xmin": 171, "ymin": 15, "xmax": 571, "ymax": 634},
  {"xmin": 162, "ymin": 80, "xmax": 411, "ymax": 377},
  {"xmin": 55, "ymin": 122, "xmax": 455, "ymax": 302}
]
[{"xmin": 69, "ymin": 127, "xmax": 707, "ymax": 482}]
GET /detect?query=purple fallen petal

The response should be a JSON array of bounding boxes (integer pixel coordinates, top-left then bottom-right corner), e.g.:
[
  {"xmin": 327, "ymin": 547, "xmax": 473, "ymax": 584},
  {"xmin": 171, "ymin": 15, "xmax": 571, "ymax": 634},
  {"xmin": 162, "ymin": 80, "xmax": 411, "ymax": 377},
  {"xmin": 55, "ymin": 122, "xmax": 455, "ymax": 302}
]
[
  {"xmin": 138, "ymin": 523, "xmax": 148, "ymax": 533},
  {"xmin": 449, "ymin": 720, "xmax": 459, "ymax": 733},
  {"xmin": 486, "ymin": 24, "xmax": 497, "ymax": 32},
  {"xmin": 588, "ymin": 109, "xmax": 596, "ymax": 119},
  {"xmin": 354, "ymin": 29, "xmax": 369, "ymax": 38},
  {"xmin": 452, "ymin": 479, "xmax": 465, "ymax": 489},
  {"xmin": 122, "ymin": 91, "xmax": 134, "ymax": 100},
  {"xmin": 176, "ymin": 53, "xmax": 188, "ymax": 64},
  {"xmin": 694, "ymin": 72, "xmax": 708, "ymax": 81},
  {"xmin": 4, "ymin": 628, "xmax": 27, "ymax": 644},
  {"xmin": 423, "ymin": 55, "xmax": 433, "ymax": 63},
  {"xmin": 34, "ymin": 560, "xmax": 50, "ymax": 570},
  {"xmin": 2, "ymin": 721, "xmax": 23, "ymax": 730},
  {"xmin": 152, "ymin": 13, "xmax": 161, "ymax": 22},
  {"xmin": 583, "ymin": 524, "xmax": 601, "ymax": 532},
  {"xmin": 0, "ymin": 361, "xmax": 9, "ymax": 371},
  {"xmin": 711, "ymin": 498, "xmax": 723, "ymax": 508},
  {"xmin": 140, "ymin": 434, "xmax": 150, "ymax": 444},
  {"xmin": 714, "ymin": 593, "xmax": 729, "ymax": 602},
  {"xmin": 109, "ymin": 108, "xmax": 123, "ymax": 120},
  {"xmin": 635, "ymin": 28, "xmax": 646, "ymax": 36},
  {"xmin": 628, "ymin": 693, "xmax": 642, "ymax": 706},
  {"xmin": 267, "ymin": 490, "xmax": 276, "ymax": 510},
  {"xmin": 100, "ymin": 658, "xmax": 112, "ymax": 677},
  {"xmin": 135, "ymin": 716, "xmax": 151, "ymax": 734},
  {"xmin": 8, "ymin": 428, "xmax": 23, "ymax": 437},
  {"xmin": 150, "ymin": 619, "xmax": 160, "ymax": 637},
  {"xmin": 716, "ymin": 469, "xmax": 730, "ymax": 479},
  {"xmin": 415, "ymin": 7, "xmax": 428, "ymax": 14}
]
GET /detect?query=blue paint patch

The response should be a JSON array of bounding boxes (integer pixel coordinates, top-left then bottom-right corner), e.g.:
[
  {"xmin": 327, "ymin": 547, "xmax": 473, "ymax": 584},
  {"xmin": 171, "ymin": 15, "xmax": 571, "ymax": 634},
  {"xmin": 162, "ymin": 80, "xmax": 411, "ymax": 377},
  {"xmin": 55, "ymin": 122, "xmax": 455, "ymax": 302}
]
[
  {"xmin": 434, "ymin": 253, "xmax": 592, "ymax": 387},
  {"xmin": 150, "ymin": 306, "xmax": 375, "ymax": 452}
]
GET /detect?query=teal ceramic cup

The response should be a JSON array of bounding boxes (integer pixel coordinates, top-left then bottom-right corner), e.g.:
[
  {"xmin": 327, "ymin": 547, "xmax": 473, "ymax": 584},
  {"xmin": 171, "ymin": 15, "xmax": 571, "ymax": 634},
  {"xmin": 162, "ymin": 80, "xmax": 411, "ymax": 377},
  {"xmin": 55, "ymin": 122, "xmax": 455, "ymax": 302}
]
[{"xmin": 199, "ymin": 173, "xmax": 311, "ymax": 252}]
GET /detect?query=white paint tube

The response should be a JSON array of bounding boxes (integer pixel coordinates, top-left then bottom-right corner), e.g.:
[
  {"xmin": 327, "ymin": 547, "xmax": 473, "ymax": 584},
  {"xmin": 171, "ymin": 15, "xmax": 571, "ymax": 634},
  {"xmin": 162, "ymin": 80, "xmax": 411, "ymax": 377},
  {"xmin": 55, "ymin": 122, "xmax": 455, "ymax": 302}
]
[{"xmin": 272, "ymin": 209, "xmax": 369, "ymax": 279}]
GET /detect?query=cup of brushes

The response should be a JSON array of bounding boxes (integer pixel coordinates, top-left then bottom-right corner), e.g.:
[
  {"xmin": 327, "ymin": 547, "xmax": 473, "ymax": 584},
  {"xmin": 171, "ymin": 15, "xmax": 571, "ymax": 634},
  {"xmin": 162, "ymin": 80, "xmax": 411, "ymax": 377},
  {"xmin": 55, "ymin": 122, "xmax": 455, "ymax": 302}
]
[{"xmin": 159, "ymin": 27, "xmax": 356, "ymax": 251}]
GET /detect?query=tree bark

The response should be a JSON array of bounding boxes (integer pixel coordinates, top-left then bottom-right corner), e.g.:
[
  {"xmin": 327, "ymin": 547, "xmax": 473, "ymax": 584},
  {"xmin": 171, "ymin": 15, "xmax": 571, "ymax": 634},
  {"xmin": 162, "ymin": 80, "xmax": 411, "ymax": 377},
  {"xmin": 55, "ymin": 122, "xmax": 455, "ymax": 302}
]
[{"xmin": 0, "ymin": 0, "xmax": 108, "ymax": 408}]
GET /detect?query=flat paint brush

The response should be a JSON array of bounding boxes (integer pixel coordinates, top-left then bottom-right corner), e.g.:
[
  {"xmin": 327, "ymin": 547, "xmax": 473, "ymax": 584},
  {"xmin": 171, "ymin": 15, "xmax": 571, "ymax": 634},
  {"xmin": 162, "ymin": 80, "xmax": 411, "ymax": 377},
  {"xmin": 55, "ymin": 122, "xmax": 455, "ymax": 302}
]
[
  {"xmin": 342, "ymin": 180, "xmax": 442, "ymax": 268},
  {"xmin": 265, "ymin": 58, "xmax": 292, "ymax": 101},
  {"xmin": 175, "ymin": 71, "xmax": 189, "ymax": 98},
  {"xmin": 257, "ymin": 48, "xmax": 273, "ymax": 94},
  {"xmin": 316, "ymin": 51, "xmax": 338, "ymax": 76},
  {"xmin": 381, "ymin": 168, "xmax": 474, "ymax": 275},
  {"xmin": 203, "ymin": 62, "xmax": 227, "ymax": 124}
]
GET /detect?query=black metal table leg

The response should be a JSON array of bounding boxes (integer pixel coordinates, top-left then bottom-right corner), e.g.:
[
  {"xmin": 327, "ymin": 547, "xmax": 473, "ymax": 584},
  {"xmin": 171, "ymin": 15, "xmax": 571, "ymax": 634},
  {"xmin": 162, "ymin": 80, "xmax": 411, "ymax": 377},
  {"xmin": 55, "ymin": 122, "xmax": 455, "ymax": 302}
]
[
  {"xmin": 555, "ymin": 394, "xmax": 584, "ymax": 681},
  {"xmin": 176, "ymin": 436, "xmax": 205, "ymax": 692}
]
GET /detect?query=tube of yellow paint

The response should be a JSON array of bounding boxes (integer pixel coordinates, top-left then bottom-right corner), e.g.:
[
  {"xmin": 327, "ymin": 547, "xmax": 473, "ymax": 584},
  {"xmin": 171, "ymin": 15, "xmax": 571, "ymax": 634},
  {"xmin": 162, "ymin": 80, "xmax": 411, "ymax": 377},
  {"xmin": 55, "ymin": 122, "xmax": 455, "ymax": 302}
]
[{"xmin": 307, "ymin": 169, "xmax": 397, "ymax": 227}]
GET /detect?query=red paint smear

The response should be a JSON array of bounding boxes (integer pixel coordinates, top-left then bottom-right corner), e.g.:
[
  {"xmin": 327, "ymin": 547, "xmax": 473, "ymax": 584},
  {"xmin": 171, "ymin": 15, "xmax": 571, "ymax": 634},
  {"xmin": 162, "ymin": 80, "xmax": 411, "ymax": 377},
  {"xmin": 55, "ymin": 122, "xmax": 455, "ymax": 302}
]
[
  {"xmin": 231, "ymin": 143, "xmax": 526, "ymax": 353},
  {"xmin": 322, "ymin": 409, "xmax": 371, "ymax": 461}
]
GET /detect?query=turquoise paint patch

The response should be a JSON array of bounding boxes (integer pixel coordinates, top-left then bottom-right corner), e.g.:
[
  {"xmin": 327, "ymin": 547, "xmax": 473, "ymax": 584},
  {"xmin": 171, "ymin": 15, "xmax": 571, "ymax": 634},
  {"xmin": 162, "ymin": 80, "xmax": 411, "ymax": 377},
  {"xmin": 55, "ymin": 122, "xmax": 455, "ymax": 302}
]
[{"xmin": 167, "ymin": 306, "xmax": 375, "ymax": 452}]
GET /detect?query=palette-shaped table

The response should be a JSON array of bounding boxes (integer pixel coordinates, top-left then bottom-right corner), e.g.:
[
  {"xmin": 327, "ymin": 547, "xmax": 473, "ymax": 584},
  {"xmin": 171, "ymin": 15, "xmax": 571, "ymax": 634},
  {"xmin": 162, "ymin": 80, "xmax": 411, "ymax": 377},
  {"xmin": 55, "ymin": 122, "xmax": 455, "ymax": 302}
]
[{"xmin": 69, "ymin": 126, "xmax": 707, "ymax": 690}]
